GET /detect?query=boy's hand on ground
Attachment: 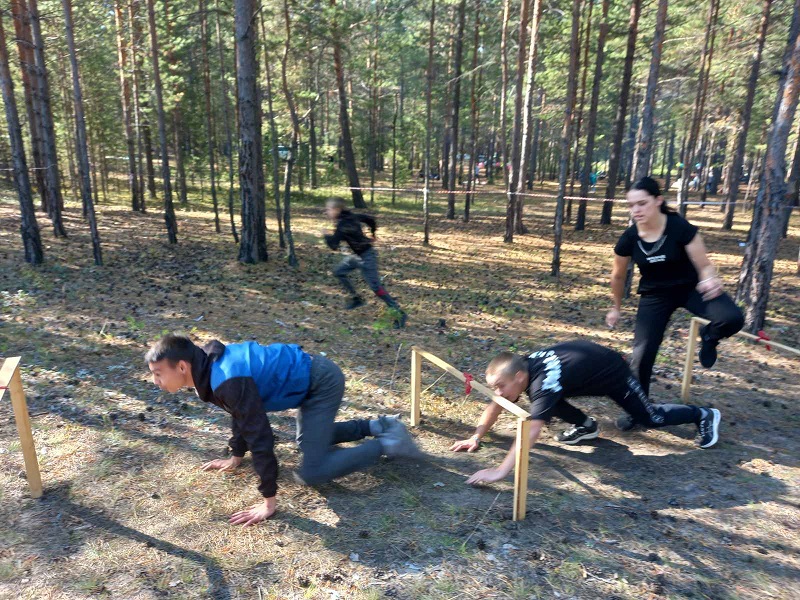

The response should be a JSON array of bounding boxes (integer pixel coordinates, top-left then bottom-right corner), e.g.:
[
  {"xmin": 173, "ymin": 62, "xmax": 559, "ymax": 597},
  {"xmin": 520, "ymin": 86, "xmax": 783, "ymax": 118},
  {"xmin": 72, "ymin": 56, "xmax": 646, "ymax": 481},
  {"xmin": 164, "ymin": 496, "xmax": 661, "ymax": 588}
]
[
  {"xmin": 450, "ymin": 438, "xmax": 480, "ymax": 452},
  {"xmin": 201, "ymin": 456, "xmax": 242, "ymax": 472},
  {"xmin": 466, "ymin": 467, "xmax": 509, "ymax": 486},
  {"xmin": 229, "ymin": 497, "xmax": 277, "ymax": 526}
]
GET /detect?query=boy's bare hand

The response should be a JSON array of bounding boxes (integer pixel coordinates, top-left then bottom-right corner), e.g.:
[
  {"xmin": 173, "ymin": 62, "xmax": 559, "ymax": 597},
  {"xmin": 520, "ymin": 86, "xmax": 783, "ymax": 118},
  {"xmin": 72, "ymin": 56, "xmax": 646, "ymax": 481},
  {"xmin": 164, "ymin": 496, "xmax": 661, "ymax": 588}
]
[
  {"xmin": 229, "ymin": 497, "xmax": 277, "ymax": 526},
  {"xmin": 201, "ymin": 456, "xmax": 242, "ymax": 472}
]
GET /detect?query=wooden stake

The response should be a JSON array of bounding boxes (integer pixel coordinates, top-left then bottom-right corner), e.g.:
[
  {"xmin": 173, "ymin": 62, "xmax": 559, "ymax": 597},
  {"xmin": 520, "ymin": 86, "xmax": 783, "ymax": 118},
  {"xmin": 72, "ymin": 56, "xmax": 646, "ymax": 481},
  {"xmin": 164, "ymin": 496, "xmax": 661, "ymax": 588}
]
[
  {"xmin": 0, "ymin": 357, "xmax": 42, "ymax": 499},
  {"xmin": 512, "ymin": 418, "xmax": 531, "ymax": 521},
  {"xmin": 410, "ymin": 348, "xmax": 422, "ymax": 426},
  {"xmin": 681, "ymin": 318, "xmax": 701, "ymax": 402}
]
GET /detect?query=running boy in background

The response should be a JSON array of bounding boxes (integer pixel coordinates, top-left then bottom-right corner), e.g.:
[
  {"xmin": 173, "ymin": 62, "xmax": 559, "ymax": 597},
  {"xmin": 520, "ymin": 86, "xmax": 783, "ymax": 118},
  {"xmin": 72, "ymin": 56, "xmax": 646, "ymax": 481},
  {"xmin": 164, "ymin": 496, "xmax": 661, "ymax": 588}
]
[{"xmin": 323, "ymin": 197, "xmax": 407, "ymax": 328}]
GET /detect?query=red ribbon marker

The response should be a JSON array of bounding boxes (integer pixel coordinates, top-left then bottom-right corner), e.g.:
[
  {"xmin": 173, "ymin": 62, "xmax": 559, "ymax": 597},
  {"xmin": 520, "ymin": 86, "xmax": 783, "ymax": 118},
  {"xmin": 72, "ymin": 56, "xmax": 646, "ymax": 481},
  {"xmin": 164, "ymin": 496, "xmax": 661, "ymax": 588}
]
[
  {"xmin": 463, "ymin": 373, "xmax": 474, "ymax": 395},
  {"xmin": 757, "ymin": 330, "xmax": 771, "ymax": 351}
]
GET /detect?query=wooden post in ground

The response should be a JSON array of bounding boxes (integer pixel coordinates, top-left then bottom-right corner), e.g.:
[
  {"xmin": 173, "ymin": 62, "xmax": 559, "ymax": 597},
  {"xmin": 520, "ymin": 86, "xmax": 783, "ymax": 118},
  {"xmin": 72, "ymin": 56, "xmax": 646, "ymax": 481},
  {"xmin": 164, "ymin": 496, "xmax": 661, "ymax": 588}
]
[
  {"xmin": 512, "ymin": 417, "xmax": 531, "ymax": 521},
  {"xmin": 410, "ymin": 347, "xmax": 422, "ymax": 426},
  {"xmin": 681, "ymin": 317, "xmax": 702, "ymax": 402},
  {"xmin": 0, "ymin": 357, "xmax": 43, "ymax": 498}
]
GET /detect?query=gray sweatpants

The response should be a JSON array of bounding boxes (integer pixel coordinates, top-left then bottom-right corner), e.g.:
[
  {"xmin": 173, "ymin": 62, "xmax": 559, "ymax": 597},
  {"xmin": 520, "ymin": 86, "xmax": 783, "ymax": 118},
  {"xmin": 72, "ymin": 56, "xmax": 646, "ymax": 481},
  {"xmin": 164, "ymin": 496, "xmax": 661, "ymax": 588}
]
[
  {"xmin": 334, "ymin": 248, "xmax": 401, "ymax": 310},
  {"xmin": 295, "ymin": 355, "xmax": 383, "ymax": 485}
]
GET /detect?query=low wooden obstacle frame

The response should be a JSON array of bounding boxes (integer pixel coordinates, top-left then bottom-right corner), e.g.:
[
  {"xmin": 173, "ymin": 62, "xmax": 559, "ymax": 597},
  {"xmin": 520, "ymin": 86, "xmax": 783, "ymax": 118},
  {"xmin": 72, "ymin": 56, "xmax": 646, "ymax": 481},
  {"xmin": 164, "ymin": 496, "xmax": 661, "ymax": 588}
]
[
  {"xmin": 682, "ymin": 317, "xmax": 800, "ymax": 401},
  {"xmin": 0, "ymin": 357, "xmax": 42, "ymax": 498},
  {"xmin": 410, "ymin": 346, "xmax": 532, "ymax": 521}
]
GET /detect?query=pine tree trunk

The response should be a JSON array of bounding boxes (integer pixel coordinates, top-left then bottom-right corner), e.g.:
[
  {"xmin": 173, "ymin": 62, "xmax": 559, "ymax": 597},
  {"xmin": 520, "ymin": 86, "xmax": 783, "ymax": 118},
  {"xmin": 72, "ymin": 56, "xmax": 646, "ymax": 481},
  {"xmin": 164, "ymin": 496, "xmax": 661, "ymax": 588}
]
[
  {"xmin": 465, "ymin": 0, "xmax": 481, "ymax": 223},
  {"xmin": 62, "ymin": 0, "xmax": 102, "ymax": 264},
  {"xmin": 0, "ymin": 9, "xmax": 42, "ymax": 263},
  {"xmin": 10, "ymin": 0, "xmax": 46, "ymax": 210},
  {"xmin": 601, "ymin": 0, "xmax": 641, "ymax": 224},
  {"xmin": 145, "ymin": 0, "xmax": 178, "ymax": 244},
  {"xmin": 569, "ymin": 0, "xmax": 594, "ymax": 201},
  {"xmin": 741, "ymin": 0, "xmax": 800, "ymax": 331},
  {"xmin": 330, "ymin": 0, "xmax": 365, "ymax": 208},
  {"xmin": 423, "ymin": 0, "xmax": 436, "ymax": 246},
  {"xmin": 680, "ymin": 0, "xmax": 720, "ymax": 216},
  {"xmin": 446, "ymin": 0, "xmax": 466, "ymax": 219},
  {"xmin": 199, "ymin": 0, "xmax": 220, "ymax": 233},
  {"xmin": 235, "ymin": 0, "xmax": 267, "ymax": 262},
  {"xmin": 513, "ymin": 0, "xmax": 543, "ymax": 235},
  {"xmin": 665, "ymin": 122, "xmax": 676, "ymax": 190},
  {"xmin": 215, "ymin": 0, "xmax": 238, "ymax": 242},
  {"xmin": 127, "ymin": 0, "xmax": 145, "ymax": 211},
  {"xmin": 28, "ymin": 0, "xmax": 66, "ymax": 236},
  {"xmin": 259, "ymin": 13, "xmax": 284, "ymax": 248},
  {"xmin": 503, "ymin": 0, "xmax": 532, "ymax": 242},
  {"xmin": 576, "ymin": 0, "xmax": 610, "ymax": 230},
  {"xmin": 552, "ymin": 0, "xmax": 581, "ymax": 276},
  {"xmin": 724, "ymin": 0, "xmax": 772, "ymax": 230},
  {"xmin": 279, "ymin": 0, "xmax": 299, "ymax": 266},
  {"xmin": 498, "ymin": 0, "xmax": 511, "ymax": 189},
  {"xmin": 527, "ymin": 88, "xmax": 544, "ymax": 189},
  {"xmin": 114, "ymin": 0, "xmax": 140, "ymax": 212},
  {"xmin": 632, "ymin": 0, "xmax": 669, "ymax": 182},
  {"xmin": 738, "ymin": 0, "xmax": 800, "ymax": 304}
]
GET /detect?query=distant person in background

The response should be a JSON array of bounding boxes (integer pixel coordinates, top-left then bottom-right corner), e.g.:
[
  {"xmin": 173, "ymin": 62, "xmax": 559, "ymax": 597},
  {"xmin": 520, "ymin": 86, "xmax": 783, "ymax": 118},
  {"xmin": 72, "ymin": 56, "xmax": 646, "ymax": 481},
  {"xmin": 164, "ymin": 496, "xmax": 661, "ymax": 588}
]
[
  {"xmin": 323, "ymin": 197, "xmax": 407, "ymax": 328},
  {"xmin": 606, "ymin": 177, "xmax": 743, "ymax": 426}
]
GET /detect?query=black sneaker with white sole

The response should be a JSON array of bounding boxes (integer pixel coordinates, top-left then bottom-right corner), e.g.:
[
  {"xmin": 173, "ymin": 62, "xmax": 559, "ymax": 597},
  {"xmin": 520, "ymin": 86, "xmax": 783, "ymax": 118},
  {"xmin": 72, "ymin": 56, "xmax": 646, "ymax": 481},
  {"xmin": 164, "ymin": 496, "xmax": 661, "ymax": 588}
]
[
  {"xmin": 697, "ymin": 408, "xmax": 721, "ymax": 448},
  {"xmin": 556, "ymin": 418, "xmax": 599, "ymax": 445}
]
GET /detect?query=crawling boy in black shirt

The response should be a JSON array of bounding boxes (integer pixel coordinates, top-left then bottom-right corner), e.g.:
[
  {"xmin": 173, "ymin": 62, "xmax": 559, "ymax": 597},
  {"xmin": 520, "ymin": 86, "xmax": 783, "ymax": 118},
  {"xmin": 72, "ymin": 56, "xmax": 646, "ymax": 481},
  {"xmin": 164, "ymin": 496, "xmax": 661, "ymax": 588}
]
[{"xmin": 449, "ymin": 340, "xmax": 721, "ymax": 485}]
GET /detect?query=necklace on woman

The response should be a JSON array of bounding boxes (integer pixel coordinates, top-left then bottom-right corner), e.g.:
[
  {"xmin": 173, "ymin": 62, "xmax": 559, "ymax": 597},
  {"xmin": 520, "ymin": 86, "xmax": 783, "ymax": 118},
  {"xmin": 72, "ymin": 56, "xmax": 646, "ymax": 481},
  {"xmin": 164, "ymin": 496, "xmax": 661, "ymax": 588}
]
[{"xmin": 638, "ymin": 234, "xmax": 667, "ymax": 256}]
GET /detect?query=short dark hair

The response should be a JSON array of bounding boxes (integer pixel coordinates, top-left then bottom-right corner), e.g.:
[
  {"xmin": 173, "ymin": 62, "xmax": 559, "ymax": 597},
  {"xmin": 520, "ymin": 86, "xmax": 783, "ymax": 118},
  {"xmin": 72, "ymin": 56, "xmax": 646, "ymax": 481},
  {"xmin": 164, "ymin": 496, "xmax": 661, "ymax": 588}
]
[
  {"xmin": 326, "ymin": 197, "xmax": 346, "ymax": 210},
  {"xmin": 632, "ymin": 176, "xmax": 675, "ymax": 214},
  {"xmin": 486, "ymin": 351, "xmax": 528, "ymax": 379},
  {"xmin": 145, "ymin": 334, "xmax": 197, "ymax": 365}
]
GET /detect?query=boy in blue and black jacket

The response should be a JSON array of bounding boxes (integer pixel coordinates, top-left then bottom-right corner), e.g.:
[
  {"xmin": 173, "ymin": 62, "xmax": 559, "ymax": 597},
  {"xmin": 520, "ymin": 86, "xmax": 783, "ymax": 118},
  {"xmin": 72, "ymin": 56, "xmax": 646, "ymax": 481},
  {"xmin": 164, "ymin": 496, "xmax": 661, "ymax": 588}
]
[
  {"xmin": 323, "ymin": 197, "xmax": 407, "ymax": 328},
  {"xmin": 146, "ymin": 335, "xmax": 420, "ymax": 526}
]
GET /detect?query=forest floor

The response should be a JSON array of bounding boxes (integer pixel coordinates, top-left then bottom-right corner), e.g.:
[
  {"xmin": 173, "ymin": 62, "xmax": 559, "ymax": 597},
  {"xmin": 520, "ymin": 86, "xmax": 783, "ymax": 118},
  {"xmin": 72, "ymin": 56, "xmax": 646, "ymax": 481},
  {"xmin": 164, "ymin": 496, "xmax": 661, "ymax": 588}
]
[{"xmin": 0, "ymin": 178, "xmax": 798, "ymax": 600}]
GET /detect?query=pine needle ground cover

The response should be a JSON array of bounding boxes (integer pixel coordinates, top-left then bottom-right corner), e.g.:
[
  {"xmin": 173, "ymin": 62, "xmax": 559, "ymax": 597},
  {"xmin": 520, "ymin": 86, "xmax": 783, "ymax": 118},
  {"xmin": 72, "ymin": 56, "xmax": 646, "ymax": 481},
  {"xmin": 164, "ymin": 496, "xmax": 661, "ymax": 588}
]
[{"xmin": 1, "ymin": 186, "xmax": 798, "ymax": 599}]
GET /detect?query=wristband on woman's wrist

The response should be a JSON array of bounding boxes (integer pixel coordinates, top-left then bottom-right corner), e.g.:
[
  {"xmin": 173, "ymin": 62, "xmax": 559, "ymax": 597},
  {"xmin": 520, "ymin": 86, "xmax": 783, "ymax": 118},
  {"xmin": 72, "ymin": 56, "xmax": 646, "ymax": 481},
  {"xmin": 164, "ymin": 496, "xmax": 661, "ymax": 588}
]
[
  {"xmin": 698, "ymin": 276, "xmax": 719, "ymax": 285},
  {"xmin": 470, "ymin": 434, "xmax": 481, "ymax": 443}
]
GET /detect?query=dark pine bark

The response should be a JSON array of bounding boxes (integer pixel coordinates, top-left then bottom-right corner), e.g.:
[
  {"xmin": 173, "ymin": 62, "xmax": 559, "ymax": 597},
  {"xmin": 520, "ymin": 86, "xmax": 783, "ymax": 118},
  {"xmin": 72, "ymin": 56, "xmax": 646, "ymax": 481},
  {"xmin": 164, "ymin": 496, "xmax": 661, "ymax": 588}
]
[
  {"xmin": 423, "ymin": 0, "xmax": 436, "ymax": 246},
  {"xmin": 740, "ymin": 0, "xmax": 800, "ymax": 331},
  {"xmin": 145, "ymin": 0, "xmax": 178, "ymax": 244},
  {"xmin": 259, "ymin": 12, "xmax": 285, "ymax": 248},
  {"xmin": 465, "ymin": 0, "xmax": 481, "ymax": 223},
  {"xmin": 632, "ymin": 0, "xmax": 669, "ymax": 182},
  {"xmin": 552, "ymin": 0, "xmax": 581, "ymax": 276},
  {"xmin": 513, "ymin": 0, "xmax": 543, "ymax": 235},
  {"xmin": 503, "ymin": 0, "xmax": 531, "ymax": 242},
  {"xmin": 601, "ymin": 0, "xmax": 641, "ymax": 224},
  {"xmin": 28, "ymin": 0, "xmax": 66, "ymax": 236},
  {"xmin": 279, "ymin": 0, "xmax": 299, "ymax": 267},
  {"xmin": 446, "ymin": 0, "xmax": 466, "ymax": 219},
  {"xmin": 214, "ymin": 0, "xmax": 238, "ymax": 242},
  {"xmin": 679, "ymin": 0, "xmax": 720, "ymax": 216},
  {"xmin": 199, "ymin": 0, "xmax": 220, "ymax": 233},
  {"xmin": 724, "ymin": 0, "xmax": 772, "ymax": 230},
  {"xmin": 0, "ymin": 9, "xmax": 42, "ymax": 263},
  {"xmin": 62, "ymin": 0, "xmax": 102, "ymax": 264},
  {"xmin": 114, "ymin": 0, "xmax": 140, "ymax": 212},
  {"xmin": 235, "ymin": 0, "xmax": 267, "ymax": 262},
  {"xmin": 330, "ymin": 0, "xmax": 366, "ymax": 208},
  {"xmin": 576, "ymin": 0, "xmax": 610, "ymax": 231}
]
